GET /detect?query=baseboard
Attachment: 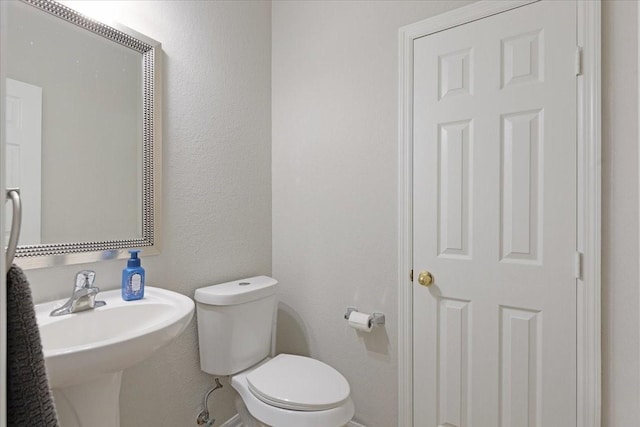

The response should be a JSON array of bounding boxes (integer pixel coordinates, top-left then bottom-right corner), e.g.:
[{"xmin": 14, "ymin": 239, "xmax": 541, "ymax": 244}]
[
  {"xmin": 220, "ymin": 414, "xmax": 366, "ymax": 427},
  {"xmin": 219, "ymin": 414, "xmax": 242, "ymax": 427}
]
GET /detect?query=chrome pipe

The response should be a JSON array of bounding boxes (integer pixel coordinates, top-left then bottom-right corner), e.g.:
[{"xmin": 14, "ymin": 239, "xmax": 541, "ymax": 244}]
[{"xmin": 5, "ymin": 188, "xmax": 21, "ymax": 270}]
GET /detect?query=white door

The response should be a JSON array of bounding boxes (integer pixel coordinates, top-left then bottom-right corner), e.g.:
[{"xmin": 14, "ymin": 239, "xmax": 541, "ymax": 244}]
[
  {"xmin": 413, "ymin": 1, "xmax": 577, "ymax": 426},
  {"xmin": 5, "ymin": 78, "xmax": 42, "ymax": 245}
]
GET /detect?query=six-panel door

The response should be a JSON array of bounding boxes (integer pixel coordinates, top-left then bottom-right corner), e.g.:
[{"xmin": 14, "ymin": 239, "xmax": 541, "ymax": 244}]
[{"xmin": 413, "ymin": 2, "xmax": 577, "ymax": 426}]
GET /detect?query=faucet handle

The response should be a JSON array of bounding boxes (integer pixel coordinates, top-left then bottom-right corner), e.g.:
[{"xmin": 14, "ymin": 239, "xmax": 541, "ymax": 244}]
[{"xmin": 74, "ymin": 270, "xmax": 96, "ymax": 290}]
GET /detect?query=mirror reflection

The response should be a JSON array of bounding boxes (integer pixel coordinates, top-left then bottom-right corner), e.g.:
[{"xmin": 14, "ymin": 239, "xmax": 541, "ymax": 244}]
[{"xmin": 5, "ymin": 0, "xmax": 143, "ymax": 247}]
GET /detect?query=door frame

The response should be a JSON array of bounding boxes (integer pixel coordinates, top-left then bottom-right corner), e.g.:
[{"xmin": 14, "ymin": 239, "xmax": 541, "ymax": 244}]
[{"xmin": 397, "ymin": 1, "xmax": 602, "ymax": 426}]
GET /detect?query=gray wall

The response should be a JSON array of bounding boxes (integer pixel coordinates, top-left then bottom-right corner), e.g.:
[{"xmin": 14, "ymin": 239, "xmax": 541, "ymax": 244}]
[
  {"xmin": 25, "ymin": 1, "xmax": 272, "ymax": 425},
  {"xmin": 602, "ymin": 0, "xmax": 640, "ymax": 425}
]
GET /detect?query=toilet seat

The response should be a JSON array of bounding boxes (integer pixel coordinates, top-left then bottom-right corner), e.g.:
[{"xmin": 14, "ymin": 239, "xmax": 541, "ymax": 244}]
[
  {"xmin": 246, "ymin": 354, "xmax": 350, "ymax": 411},
  {"xmin": 231, "ymin": 355, "xmax": 355, "ymax": 427}
]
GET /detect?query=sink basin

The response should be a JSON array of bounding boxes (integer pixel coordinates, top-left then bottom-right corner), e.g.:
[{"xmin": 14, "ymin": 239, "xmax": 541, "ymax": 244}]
[
  {"xmin": 35, "ymin": 286, "xmax": 194, "ymax": 427},
  {"xmin": 36, "ymin": 286, "xmax": 194, "ymax": 388}
]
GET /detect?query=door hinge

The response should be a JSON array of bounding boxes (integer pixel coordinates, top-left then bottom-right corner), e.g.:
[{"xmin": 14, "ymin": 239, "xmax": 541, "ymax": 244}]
[
  {"xmin": 410, "ymin": 269, "xmax": 413, "ymax": 282},
  {"xmin": 575, "ymin": 46, "xmax": 583, "ymax": 76},
  {"xmin": 574, "ymin": 252, "xmax": 583, "ymax": 280}
]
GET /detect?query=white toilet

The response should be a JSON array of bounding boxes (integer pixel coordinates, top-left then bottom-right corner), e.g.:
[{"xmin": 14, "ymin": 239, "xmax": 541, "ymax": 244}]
[{"xmin": 195, "ymin": 276, "xmax": 354, "ymax": 427}]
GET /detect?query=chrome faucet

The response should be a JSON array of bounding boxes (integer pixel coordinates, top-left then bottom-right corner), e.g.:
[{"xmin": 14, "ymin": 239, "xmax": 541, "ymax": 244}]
[{"xmin": 50, "ymin": 270, "xmax": 106, "ymax": 316}]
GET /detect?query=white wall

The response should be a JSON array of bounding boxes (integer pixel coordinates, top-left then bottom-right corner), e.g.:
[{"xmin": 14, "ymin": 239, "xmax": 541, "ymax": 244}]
[
  {"xmin": 602, "ymin": 1, "xmax": 640, "ymax": 425},
  {"xmin": 272, "ymin": 2, "xmax": 473, "ymax": 425},
  {"xmin": 22, "ymin": 1, "xmax": 272, "ymax": 425},
  {"xmin": 273, "ymin": 1, "xmax": 640, "ymax": 426}
]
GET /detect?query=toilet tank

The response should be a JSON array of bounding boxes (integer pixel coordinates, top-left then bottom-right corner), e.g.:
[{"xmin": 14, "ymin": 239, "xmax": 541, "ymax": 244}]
[{"xmin": 194, "ymin": 276, "xmax": 278, "ymax": 376}]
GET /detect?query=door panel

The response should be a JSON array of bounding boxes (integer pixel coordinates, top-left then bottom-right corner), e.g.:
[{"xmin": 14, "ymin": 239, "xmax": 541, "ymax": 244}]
[
  {"xmin": 5, "ymin": 78, "xmax": 42, "ymax": 245},
  {"xmin": 412, "ymin": 2, "xmax": 577, "ymax": 426}
]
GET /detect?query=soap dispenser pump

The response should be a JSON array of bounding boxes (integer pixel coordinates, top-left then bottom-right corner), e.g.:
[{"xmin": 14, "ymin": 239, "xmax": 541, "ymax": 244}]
[{"xmin": 122, "ymin": 249, "xmax": 145, "ymax": 301}]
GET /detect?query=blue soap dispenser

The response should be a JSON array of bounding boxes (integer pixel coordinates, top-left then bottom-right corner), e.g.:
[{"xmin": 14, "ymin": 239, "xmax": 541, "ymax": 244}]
[{"xmin": 122, "ymin": 249, "xmax": 145, "ymax": 301}]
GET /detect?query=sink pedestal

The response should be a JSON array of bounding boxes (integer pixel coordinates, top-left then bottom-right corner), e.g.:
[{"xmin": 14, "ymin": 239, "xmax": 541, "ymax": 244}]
[{"xmin": 52, "ymin": 372, "xmax": 122, "ymax": 427}]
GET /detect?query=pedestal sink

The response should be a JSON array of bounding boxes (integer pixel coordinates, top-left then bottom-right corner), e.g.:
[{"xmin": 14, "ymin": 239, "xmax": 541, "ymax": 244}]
[{"xmin": 35, "ymin": 287, "xmax": 194, "ymax": 427}]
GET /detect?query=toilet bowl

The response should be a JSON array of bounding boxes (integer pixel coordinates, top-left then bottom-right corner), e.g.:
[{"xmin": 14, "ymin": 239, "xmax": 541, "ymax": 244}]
[
  {"xmin": 232, "ymin": 355, "xmax": 354, "ymax": 427},
  {"xmin": 195, "ymin": 276, "xmax": 354, "ymax": 427}
]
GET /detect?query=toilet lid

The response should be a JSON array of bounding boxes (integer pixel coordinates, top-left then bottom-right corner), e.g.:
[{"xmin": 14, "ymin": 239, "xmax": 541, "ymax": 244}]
[{"xmin": 246, "ymin": 354, "xmax": 350, "ymax": 411}]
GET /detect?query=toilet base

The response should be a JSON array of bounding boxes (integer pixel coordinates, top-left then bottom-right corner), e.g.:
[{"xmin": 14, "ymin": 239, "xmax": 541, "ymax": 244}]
[
  {"xmin": 235, "ymin": 397, "xmax": 270, "ymax": 427},
  {"xmin": 235, "ymin": 397, "xmax": 349, "ymax": 427}
]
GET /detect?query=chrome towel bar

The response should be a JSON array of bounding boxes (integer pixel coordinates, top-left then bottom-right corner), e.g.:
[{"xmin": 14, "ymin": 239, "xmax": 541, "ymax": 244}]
[{"xmin": 6, "ymin": 188, "xmax": 21, "ymax": 271}]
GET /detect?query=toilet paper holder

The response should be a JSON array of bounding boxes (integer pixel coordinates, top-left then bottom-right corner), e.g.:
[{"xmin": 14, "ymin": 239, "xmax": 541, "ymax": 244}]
[{"xmin": 344, "ymin": 307, "xmax": 385, "ymax": 328}]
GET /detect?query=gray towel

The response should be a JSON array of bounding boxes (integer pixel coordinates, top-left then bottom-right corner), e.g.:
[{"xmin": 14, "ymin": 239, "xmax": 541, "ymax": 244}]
[{"xmin": 7, "ymin": 264, "xmax": 59, "ymax": 427}]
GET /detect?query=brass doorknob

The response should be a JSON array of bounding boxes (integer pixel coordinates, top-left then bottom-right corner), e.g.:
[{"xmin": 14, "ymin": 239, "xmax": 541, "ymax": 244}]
[{"xmin": 418, "ymin": 271, "xmax": 433, "ymax": 287}]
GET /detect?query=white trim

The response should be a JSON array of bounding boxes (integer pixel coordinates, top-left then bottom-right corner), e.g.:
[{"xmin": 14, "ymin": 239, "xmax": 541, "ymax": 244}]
[
  {"xmin": 396, "ymin": 12, "xmax": 414, "ymax": 426},
  {"xmin": 575, "ymin": 2, "xmax": 602, "ymax": 426},
  {"xmin": 222, "ymin": 414, "xmax": 367, "ymax": 427},
  {"xmin": 397, "ymin": 1, "xmax": 601, "ymax": 426},
  {"xmin": 220, "ymin": 414, "xmax": 243, "ymax": 427},
  {"xmin": 399, "ymin": 0, "xmax": 537, "ymax": 43}
]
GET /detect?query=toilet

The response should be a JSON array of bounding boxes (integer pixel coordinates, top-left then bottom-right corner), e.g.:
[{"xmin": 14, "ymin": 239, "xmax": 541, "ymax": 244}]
[{"xmin": 195, "ymin": 276, "xmax": 354, "ymax": 427}]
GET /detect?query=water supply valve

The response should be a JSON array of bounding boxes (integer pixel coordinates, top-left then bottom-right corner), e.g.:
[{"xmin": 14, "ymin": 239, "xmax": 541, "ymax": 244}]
[{"xmin": 196, "ymin": 378, "xmax": 223, "ymax": 426}]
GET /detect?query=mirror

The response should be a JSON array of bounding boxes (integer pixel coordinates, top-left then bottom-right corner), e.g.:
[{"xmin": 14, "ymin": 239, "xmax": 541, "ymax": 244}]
[{"xmin": 2, "ymin": 0, "xmax": 161, "ymax": 268}]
